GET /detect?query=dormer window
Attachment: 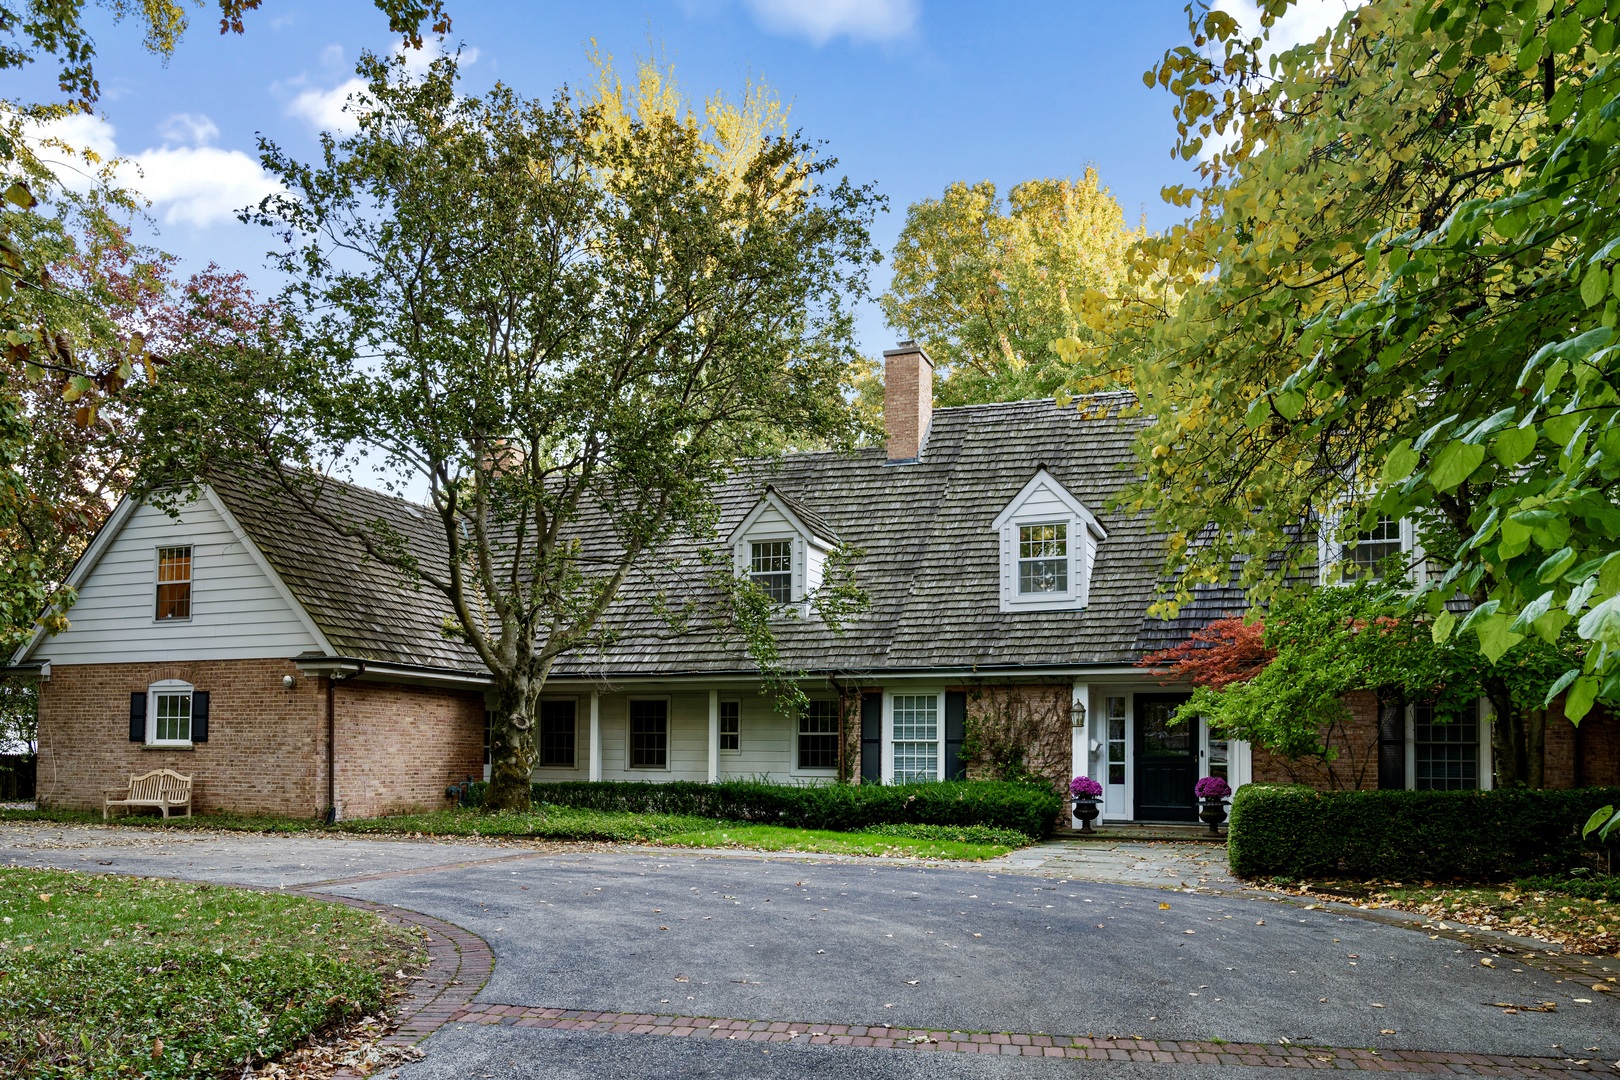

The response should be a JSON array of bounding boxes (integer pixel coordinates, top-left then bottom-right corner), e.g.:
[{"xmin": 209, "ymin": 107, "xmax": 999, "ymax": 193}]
[
  {"xmin": 992, "ymin": 468, "xmax": 1105, "ymax": 613},
  {"xmin": 749, "ymin": 540, "xmax": 794, "ymax": 602},
  {"xmin": 1321, "ymin": 510, "xmax": 1421, "ymax": 586},
  {"xmin": 728, "ymin": 487, "xmax": 839, "ymax": 606},
  {"xmin": 1345, "ymin": 516, "xmax": 1404, "ymax": 581},
  {"xmin": 1018, "ymin": 523, "xmax": 1069, "ymax": 594}
]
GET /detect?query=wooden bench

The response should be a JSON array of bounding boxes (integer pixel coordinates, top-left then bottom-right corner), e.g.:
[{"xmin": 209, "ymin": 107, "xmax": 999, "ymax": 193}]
[{"xmin": 103, "ymin": 769, "xmax": 193, "ymax": 820}]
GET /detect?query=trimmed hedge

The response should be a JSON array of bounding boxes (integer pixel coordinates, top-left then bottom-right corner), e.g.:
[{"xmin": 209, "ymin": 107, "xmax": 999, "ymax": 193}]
[
  {"xmin": 465, "ymin": 779, "xmax": 1059, "ymax": 839},
  {"xmin": 1227, "ymin": 784, "xmax": 1620, "ymax": 881}
]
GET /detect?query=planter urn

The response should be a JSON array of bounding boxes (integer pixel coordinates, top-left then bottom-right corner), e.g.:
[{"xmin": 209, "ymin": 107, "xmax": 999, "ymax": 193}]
[
  {"xmin": 1198, "ymin": 796, "xmax": 1229, "ymax": 834},
  {"xmin": 1071, "ymin": 796, "xmax": 1100, "ymax": 832}
]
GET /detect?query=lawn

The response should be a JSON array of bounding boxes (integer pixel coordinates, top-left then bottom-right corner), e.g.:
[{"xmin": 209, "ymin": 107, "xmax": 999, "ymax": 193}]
[
  {"xmin": 0, "ymin": 805, "xmax": 1031, "ymax": 859},
  {"xmin": 1279, "ymin": 877, "xmax": 1620, "ymax": 956},
  {"xmin": 0, "ymin": 867, "xmax": 421, "ymax": 1079}
]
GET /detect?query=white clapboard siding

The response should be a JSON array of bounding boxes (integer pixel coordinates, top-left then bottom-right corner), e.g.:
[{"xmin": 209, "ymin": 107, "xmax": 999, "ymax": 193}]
[{"xmin": 36, "ymin": 496, "xmax": 322, "ymax": 664}]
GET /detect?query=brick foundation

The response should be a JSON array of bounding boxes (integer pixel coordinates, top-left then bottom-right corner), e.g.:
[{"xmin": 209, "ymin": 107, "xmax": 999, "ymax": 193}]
[{"xmin": 34, "ymin": 660, "xmax": 485, "ymax": 819}]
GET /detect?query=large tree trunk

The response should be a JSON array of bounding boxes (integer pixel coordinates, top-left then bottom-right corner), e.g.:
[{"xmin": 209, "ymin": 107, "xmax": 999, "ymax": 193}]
[
  {"xmin": 1484, "ymin": 677, "xmax": 1548, "ymax": 788},
  {"xmin": 486, "ymin": 671, "xmax": 539, "ymax": 811}
]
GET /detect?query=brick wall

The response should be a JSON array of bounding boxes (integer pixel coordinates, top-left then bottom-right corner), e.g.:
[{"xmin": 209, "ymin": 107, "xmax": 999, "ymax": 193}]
[
  {"xmin": 35, "ymin": 659, "xmax": 325, "ymax": 816},
  {"xmin": 332, "ymin": 680, "xmax": 485, "ymax": 819},
  {"xmin": 1250, "ymin": 690, "xmax": 1381, "ymax": 791},
  {"xmin": 1577, "ymin": 706, "xmax": 1620, "ymax": 787}
]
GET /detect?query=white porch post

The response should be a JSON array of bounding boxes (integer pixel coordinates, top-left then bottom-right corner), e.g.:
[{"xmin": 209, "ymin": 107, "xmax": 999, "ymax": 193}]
[
  {"xmin": 1071, "ymin": 681, "xmax": 1091, "ymax": 825},
  {"xmin": 588, "ymin": 689, "xmax": 602, "ymax": 782},
  {"xmin": 707, "ymin": 689, "xmax": 720, "ymax": 783}
]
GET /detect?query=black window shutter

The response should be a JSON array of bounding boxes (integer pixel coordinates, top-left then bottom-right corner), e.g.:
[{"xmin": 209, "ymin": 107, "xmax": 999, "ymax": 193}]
[
  {"xmin": 1376, "ymin": 695, "xmax": 1403, "ymax": 790},
  {"xmin": 945, "ymin": 691, "xmax": 968, "ymax": 781},
  {"xmin": 860, "ymin": 693, "xmax": 882, "ymax": 783},
  {"xmin": 191, "ymin": 691, "xmax": 210, "ymax": 743},
  {"xmin": 128, "ymin": 693, "xmax": 146, "ymax": 742}
]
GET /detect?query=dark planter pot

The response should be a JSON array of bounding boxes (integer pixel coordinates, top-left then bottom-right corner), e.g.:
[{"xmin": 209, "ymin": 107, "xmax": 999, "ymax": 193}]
[
  {"xmin": 1071, "ymin": 797, "xmax": 1100, "ymax": 832},
  {"xmin": 1198, "ymin": 796, "xmax": 1229, "ymax": 834}
]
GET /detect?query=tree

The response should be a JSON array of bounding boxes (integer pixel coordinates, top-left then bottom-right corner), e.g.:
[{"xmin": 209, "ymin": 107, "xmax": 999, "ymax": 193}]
[
  {"xmin": 1, "ymin": 0, "xmax": 453, "ymax": 649},
  {"xmin": 882, "ymin": 172, "xmax": 1141, "ymax": 406},
  {"xmin": 142, "ymin": 51, "xmax": 881, "ymax": 811},
  {"xmin": 1062, "ymin": 0, "xmax": 1620, "ymax": 783},
  {"xmin": 1141, "ymin": 582, "xmax": 1577, "ymax": 789}
]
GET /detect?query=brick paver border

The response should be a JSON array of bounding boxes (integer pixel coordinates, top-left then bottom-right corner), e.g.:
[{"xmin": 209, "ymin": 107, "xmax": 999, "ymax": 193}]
[
  {"xmin": 448, "ymin": 1001, "xmax": 1620, "ymax": 1075},
  {"xmin": 292, "ymin": 890, "xmax": 495, "ymax": 1079}
]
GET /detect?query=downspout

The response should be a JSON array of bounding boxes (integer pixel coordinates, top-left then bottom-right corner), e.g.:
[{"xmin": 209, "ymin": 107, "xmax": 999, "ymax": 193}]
[{"xmin": 324, "ymin": 661, "xmax": 365, "ymax": 824}]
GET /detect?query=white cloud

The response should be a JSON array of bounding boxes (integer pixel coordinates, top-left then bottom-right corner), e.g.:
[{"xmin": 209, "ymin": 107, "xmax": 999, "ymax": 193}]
[
  {"xmin": 741, "ymin": 0, "xmax": 918, "ymax": 45},
  {"xmin": 20, "ymin": 110, "xmax": 281, "ymax": 229},
  {"xmin": 284, "ymin": 40, "xmax": 476, "ymax": 136},
  {"xmin": 1214, "ymin": 0, "xmax": 1360, "ymax": 63}
]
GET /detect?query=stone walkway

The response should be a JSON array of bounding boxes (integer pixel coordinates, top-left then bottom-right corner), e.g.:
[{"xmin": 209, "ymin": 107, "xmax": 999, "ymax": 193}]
[{"xmin": 987, "ymin": 838, "xmax": 1243, "ymax": 892}]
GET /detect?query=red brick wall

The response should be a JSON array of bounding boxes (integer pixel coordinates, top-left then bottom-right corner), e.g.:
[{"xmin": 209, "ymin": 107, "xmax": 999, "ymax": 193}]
[
  {"xmin": 1577, "ymin": 706, "xmax": 1620, "ymax": 787},
  {"xmin": 35, "ymin": 659, "xmax": 325, "ymax": 816},
  {"xmin": 331, "ymin": 680, "xmax": 485, "ymax": 819},
  {"xmin": 1250, "ymin": 690, "xmax": 1382, "ymax": 791}
]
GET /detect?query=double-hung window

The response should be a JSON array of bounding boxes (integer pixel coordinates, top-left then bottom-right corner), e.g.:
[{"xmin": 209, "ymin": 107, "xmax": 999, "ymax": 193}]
[
  {"xmin": 1345, "ymin": 516, "xmax": 1404, "ymax": 581},
  {"xmin": 538, "ymin": 699, "xmax": 576, "ymax": 767},
  {"xmin": 155, "ymin": 546, "xmax": 192, "ymax": 620},
  {"xmin": 629, "ymin": 699, "xmax": 668, "ymax": 769},
  {"xmin": 891, "ymin": 694, "xmax": 939, "ymax": 783},
  {"xmin": 1017, "ymin": 523, "xmax": 1068, "ymax": 595},
  {"xmin": 749, "ymin": 541, "xmax": 794, "ymax": 602},
  {"xmin": 719, "ymin": 700, "xmax": 740, "ymax": 752},
  {"xmin": 1413, "ymin": 704, "xmax": 1478, "ymax": 790},
  {"xmin": 798, "ymin": 700, "xmax": 838, "ymax": 770}
]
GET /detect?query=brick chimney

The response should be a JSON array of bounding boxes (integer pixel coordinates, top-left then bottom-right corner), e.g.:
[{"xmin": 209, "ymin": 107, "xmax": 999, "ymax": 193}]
[{"xmin": 883, "ymin": 340, "xmax": 933, "ymax": 463}]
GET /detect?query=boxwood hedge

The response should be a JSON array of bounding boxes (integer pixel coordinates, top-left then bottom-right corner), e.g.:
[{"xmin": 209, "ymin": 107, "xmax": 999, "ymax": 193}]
[
  {"xmin": 465, "ymin": 779, "xmax": 1059, "ymax": 839},
  {"xmin": 1227, "ymin": 783, "xmax": 1620, "ymax": 881}
]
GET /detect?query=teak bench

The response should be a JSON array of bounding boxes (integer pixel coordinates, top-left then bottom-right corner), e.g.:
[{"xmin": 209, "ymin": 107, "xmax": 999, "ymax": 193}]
[{"xmin": 103, "ymin": 769, "xmax": 193, "ymax": 820}]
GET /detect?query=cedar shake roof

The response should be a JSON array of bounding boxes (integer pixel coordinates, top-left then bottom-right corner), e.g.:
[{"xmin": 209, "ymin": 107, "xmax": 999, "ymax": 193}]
[{"xmin": 207, "ymin": 396, "xmax": 1241, "ymax": 678}]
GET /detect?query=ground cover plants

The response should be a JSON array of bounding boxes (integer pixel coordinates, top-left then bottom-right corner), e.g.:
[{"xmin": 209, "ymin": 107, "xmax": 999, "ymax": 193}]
[
  {"xmin": 0, "ymin": 805, "xmax": 1034, "ymax": 860},
  {"xmin": 0, "ymin": 867, "xmax": 420, "ymax": 1079}
]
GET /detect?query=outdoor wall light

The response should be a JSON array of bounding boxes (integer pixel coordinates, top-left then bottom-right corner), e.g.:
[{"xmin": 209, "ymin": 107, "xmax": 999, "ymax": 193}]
[
  {"xmin": 282, "ymin": 675, "xmax": 297, "ymax": 691},
  {"xmin": 1070, "ymin": 700, "xmax": 1087, "ymax": 728}
]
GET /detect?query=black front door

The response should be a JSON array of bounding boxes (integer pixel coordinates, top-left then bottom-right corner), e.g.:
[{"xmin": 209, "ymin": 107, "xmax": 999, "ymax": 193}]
[{"xmin": 1134, "ymin": 694, "xmax": 1196, "ymax": 822}]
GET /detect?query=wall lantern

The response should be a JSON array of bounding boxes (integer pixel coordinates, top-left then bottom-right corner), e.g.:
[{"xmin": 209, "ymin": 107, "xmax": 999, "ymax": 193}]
[{"xmin": 1070, "ymin": 699, "xmax": 1087, "ymax": 728}]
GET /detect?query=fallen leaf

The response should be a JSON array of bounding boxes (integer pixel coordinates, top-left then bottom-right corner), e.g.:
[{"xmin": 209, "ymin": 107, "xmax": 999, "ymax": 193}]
[
  {"xmin": 1380, "ymin": 1030, "xmax": 1396, "ymax": 1035},
  {"xmin": 1480, "ymin": 957, "xmax": 1495, "ymax": 967},
  {"xmin": 152, "ymin": 1038, "xmax": 164, "ymax": 1059},
  {"xmin": 1159, "ymin": 903, "xmax": 1171, "ymax": 910},
  {"xmin": 1256, "ymin": 919, "xmax": 1264, "ymax": 926},
  {"xmin": 1370, "ymin": 1003, "xmax": 1385, "ymax": 1008}
]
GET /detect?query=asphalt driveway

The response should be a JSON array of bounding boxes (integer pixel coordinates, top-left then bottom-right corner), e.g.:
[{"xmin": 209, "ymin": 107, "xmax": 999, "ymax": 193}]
[{"xmin": 4, "ymin": 823, "xmax": 1617, "ymax": 1079}]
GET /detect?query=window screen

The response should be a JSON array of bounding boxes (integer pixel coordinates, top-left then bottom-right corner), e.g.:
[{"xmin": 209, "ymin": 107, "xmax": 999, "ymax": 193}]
[
  {"xmin": 629, "ymin": 699, "xmax": 668, "ymax": 769},
  {"xmin": 1017, "ymin": 523, "xmax": 1068, "ymax": 594},
  {"xmin": 156, "ymin": 546, "xmax": 192, "ymax": 620},
  {"xmin": 799, "ymin": 700, "xmax": 838, "ymax": 770},
  {"xmin": 749, "ymin": 541, "xmax": 793, "ymax": 602},
  {"xmin": 891, "ymin": 694, "xmax": 939, "ymax": 783},
  {"xmin": 539, "ymin": 699, "xmax": 576, "ymax": 767}
]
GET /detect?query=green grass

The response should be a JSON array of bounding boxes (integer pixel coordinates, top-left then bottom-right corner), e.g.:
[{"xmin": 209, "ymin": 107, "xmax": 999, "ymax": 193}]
[
  {"xmin": 0, "ymin": 805, "xmax": 1033, "ymax": 860},
  {"xmin": 0, "ymin": 867, "xmax": 420, "ymax": 1079}
]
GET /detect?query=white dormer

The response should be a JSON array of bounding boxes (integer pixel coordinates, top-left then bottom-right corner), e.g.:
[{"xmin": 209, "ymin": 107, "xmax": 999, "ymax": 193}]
[
  {"xmin": 727, "ymin": 487, "xmax": 838, "ymax": 604},
  {"xmin": 990, "ymin": 467, "xmax": 1106, "ymax": 613}
]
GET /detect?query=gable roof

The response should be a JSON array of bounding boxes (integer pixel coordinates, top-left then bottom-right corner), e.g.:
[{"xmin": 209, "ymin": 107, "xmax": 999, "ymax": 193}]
[
  {"xmin": 989, "ymin": 466, "xmax": 1108, "ymax": 539},
  {"xmin": 726, "ymin": 486, "xmax": 841, "ymax": 548}
]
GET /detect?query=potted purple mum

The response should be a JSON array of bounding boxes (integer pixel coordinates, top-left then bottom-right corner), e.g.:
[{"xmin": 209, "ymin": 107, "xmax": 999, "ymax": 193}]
[
  {"xmin": 1069, "ymin": 775, "xmax": 1103, "ymax": 832},
  {"xmin": 1195, "ymin": 775, "xmax": 1232, "ymax": 834}
]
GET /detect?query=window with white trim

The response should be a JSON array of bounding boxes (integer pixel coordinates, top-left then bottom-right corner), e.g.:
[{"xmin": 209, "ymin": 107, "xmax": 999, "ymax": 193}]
[
  {"xmin": 719, "ymin": 700, "xmax": 740, "ymax": 752},
  {"xmin": 749, "ymin": 540, "xmax": 794, "ymax": 603},
  {"xmin": 1018, "ymin": 523, "xmax": 1069, "ymax": 595},
  {"xmin": 155, "ymin": 545, "xmax": 192, "ymax": 620},
  {"xmin": 1413, "ymin": 704, "xmax": 1478, "ymax": 791},
  {"xmin": 149, "ymin": 681, "xmax": 193, "ymax": 745},
  {"xmin": 1104, "ymin": 696, "xmax": 1127, "ymax": 787},
  {"xmin": 538, "ymin": 699, "xmax": 576, "ymax": 767},
  {"xmin": 1345, "ymin": 515, "xmax": 1405, "ymax": 581},
  {"xmin": 891, "ymin": 694, "xmax": 939, "ymax": 783},
  {"xmin": 629, "ymin": 699, "xmax": 668, "ymax": 769},
  {"xmin": 1321, "ymin": 510, "xmax": 1421, "ymax": 586},
  {"xmin": 798, "ymin": 700, "xmax": 838, "ymax": 770}
]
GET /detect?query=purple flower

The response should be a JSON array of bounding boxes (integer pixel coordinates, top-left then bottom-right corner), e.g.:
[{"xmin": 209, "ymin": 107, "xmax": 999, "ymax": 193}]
[
  {"xmin": 1195, "ymin": 776, "xmax": 1232, "ymax": 799},
  {"xmin": 1070, "ymin": 775, "xmax": 1103, "ymax": 799}
]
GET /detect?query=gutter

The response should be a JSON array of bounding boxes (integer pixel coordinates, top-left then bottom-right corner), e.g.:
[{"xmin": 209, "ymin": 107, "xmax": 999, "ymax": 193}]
[
  {"xmin": 0, "ymin": 662, "xmax": 48, "ymax": 679},
  {"xmin": 293, "ymin": 655, "xmax": 492, "ymax": 689}
]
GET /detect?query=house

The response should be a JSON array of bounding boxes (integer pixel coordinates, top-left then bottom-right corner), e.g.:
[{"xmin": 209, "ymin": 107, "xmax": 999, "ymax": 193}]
[{"xmin": 9, "ymin": 343, "xmax": 1616, "ymax": 821}]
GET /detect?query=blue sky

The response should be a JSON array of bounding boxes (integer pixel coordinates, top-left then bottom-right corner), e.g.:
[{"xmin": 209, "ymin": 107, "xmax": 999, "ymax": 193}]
[{"xmin": 21, "ymin": 0, "xmax": 1347, "ymax": 359}]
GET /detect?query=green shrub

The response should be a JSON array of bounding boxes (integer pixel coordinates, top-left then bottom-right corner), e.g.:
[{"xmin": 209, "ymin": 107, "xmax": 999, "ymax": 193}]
[
  {"xmin": 509, "ymin": 779, "xmax": 1058, "ymax": 839},
  {"xmin": 1227, "ymin": 784, "xmax": 1620, "ymax": 881}
]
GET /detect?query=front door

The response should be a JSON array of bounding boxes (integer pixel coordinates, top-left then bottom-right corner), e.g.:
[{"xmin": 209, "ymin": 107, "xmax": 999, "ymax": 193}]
[{"xmin": 1134, "ymin": 693, "xmax": 1196, "ymax": 822}]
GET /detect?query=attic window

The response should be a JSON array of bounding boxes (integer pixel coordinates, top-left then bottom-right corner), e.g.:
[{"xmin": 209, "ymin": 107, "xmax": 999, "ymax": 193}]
[
  {"xmin": 1018, "ymin": 523, "xmax": 1068, "ymax": 594},
  {"xmin": 155, "ymin": 546, "xmax": 192, "ymax": 620},
  {"xmin": 749, "ymin": 541, "xmax": 794, "ymax": 602},
  {"xmin": 1345, "ymin": 516, "xmax": 1404, "ymax": 580}
]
